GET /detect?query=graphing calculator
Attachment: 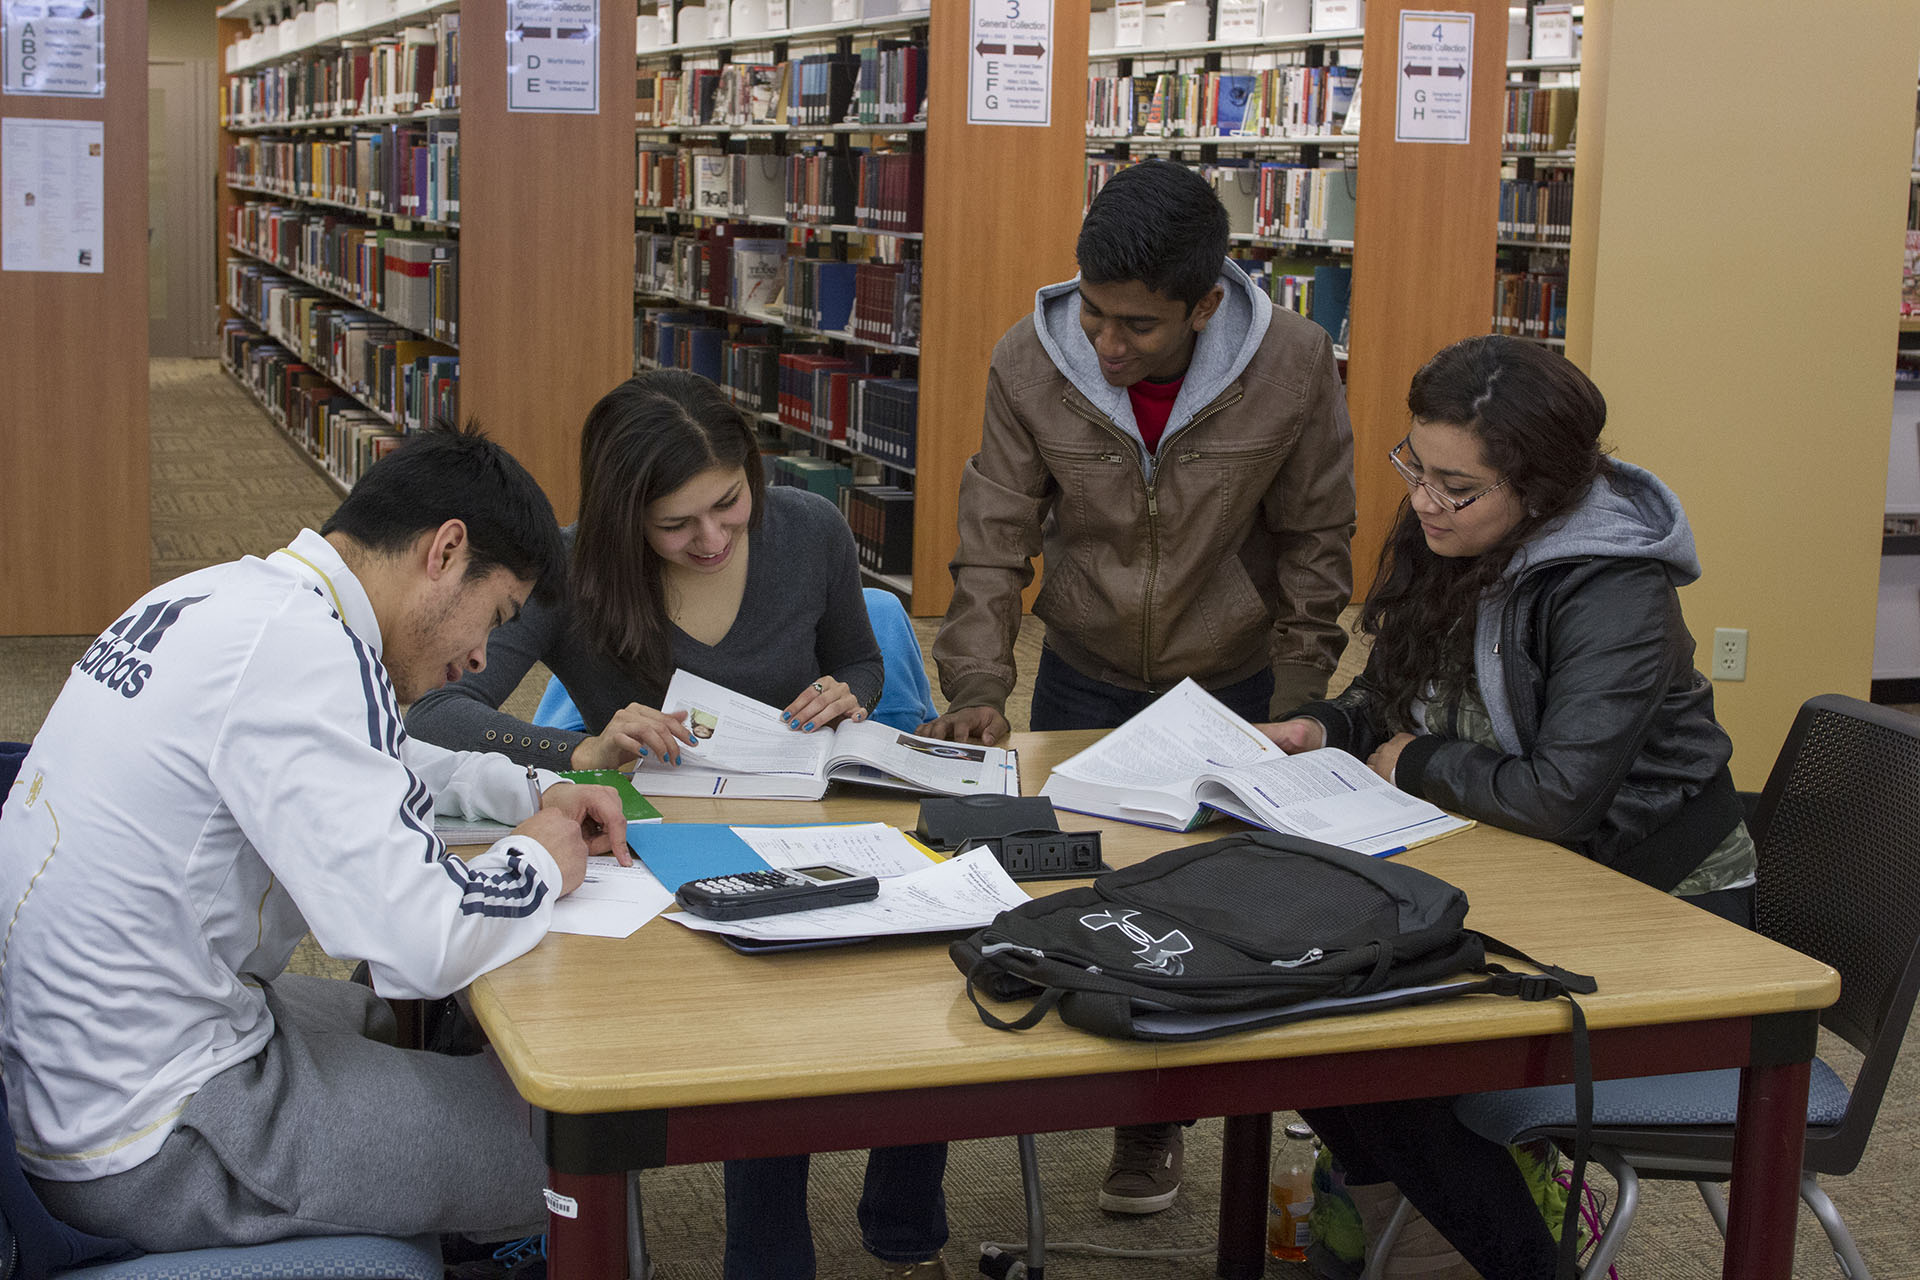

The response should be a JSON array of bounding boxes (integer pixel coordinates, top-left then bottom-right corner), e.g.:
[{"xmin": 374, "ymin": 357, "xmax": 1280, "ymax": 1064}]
[{"xmin": 673, "ymin": 863, "xmax": 880, "ymax": 922}]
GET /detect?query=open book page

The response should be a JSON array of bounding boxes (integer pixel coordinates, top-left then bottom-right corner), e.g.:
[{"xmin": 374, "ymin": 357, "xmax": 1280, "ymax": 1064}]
[
  {"xmin": 730, "ymin": 822, "xmax": 941, "ymax": 879},
  {"xmin": 631, "ymin": 669, "xmax": 833, "ymax": 786},
  {"xmin": 1194, "ymin": 752, "xmax": 1474, "ymax": 856},
  {"xmin": 1041, "ymin": 678, "xmax": 1279, "ymax": 824},
  {"xmin": 666, "ymin": 848, "xmax": 1028, "ymax": 941},
  {"xmin": 825, "ymin": 719, "xmax": 1021, "ymax": 796}
]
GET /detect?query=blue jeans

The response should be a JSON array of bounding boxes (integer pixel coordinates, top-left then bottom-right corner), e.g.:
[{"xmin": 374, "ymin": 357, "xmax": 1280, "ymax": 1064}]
[
  {"xmin": 722, "ymin": 1144, "xmax": 949, "ymax": 1279},
  {"xmin": 1029, "ymin": 646, "xmax": 1277, "ymax": 732}
]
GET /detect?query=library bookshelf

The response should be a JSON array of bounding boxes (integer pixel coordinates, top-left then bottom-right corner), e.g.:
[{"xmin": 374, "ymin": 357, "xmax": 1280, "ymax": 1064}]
[
  {"xmin": 214, "ymin": 0, "xmax": 634, "ymax": 515},
  {"xmin": 629, "ymin": 1, "xmax": 1090, "ymax": 613}
]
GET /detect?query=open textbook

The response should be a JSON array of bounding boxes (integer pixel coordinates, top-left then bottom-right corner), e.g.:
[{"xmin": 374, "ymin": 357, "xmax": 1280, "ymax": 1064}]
[
  {"xmin": 1040, "ymin": 679, "xmax": 1472, "ymax": 856},
  {"xmin": 627, "ymin": 670, "xmax": 1021, "ymax": 800}
]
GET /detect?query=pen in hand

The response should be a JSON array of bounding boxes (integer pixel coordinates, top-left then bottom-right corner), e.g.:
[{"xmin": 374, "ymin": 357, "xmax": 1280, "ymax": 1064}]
[{"xmin": 525, "ymin": 764, "xmax": 542, "ymax": 818}]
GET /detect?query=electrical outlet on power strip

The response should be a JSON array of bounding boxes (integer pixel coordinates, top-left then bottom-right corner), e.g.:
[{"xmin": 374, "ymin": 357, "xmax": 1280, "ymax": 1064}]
[{"xmin": 1712, "ymin": 628, "xmax": 1748, "ymax": 681}]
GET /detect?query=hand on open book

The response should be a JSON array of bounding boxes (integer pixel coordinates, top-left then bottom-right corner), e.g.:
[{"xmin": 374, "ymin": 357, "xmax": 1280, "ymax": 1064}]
[
  {"xmin": 782, "ymin": 675, "xmax": 864, "ymax": 733},
  {"xmin": 918, "ymin": 705, "xmax": 1011, "ymax": 747},
  {"xmin": 572, "ymin": 703, "xmax": 694, "ymax": 770},
  {"xmin": 1258, "ymin": 718, "xmax": 1326, "ymax": 754}
]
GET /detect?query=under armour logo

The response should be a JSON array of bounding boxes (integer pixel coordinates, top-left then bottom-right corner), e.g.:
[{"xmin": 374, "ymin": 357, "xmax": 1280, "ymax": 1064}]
[{"xmin": 1080, "ymin": 909, "xmax": 1193, "ymax": 976}]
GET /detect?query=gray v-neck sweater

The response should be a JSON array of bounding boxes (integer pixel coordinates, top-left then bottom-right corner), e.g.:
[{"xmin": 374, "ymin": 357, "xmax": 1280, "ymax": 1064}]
[{"xmin": 405, "ymin": 486, "xmax": 883, "ymax": 770}]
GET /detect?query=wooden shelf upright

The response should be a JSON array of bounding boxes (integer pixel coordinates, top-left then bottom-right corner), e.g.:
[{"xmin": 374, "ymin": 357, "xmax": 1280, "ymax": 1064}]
[
  {"xmin": 1345, "ymin": 0, "xmax": 1511, "ymax": 591},
  {"xmin": 0, "ymin": 0, "xmax": 150, "ymax": 635},
  {"xmin": 916, "ymin": 3, "xmax": 1091, "ymax": 616}
]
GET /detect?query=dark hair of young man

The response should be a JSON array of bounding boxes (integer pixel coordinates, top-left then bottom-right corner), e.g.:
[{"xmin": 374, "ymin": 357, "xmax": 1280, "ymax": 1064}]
[
  {"xmin": 569, "ymin": 369, "xmax": 767, "ymax": 680},
  {"xmin": 320, "ymin": 421, "xmax": 566, "ymax": 603},
  {"xmin": 1075, "ymin": 160, "xmax": 1231, "ymax": 309}
]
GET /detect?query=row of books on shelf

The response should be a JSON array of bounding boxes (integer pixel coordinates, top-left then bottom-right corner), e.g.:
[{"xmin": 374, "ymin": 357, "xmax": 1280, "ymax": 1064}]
[
  {"xmin": 761, "ymin": 454, "xmax": 912, "ymax": 576},
  {"xmin": 776, "ymin": 354, "xmax": 915, "ymax": 463},
  {"xmin": 220, "ymin": 320, "xmax": 412, "ymax": 490},
  {"xmin": 637, "ymin": 145, "xmax": 922, "ymax": 233},
  {"xmin": 633, "ymin": 307, "xmax": 918, "ymax": 469},
  {"xmin": 1498, "ymin": 174, "xmax": 1573, "ymax": 243},
  {"xmin": 638, "ymin": 42, "xmax": 923, "ymax": 132},
  {"xmin": 227, "ymin": 0, "xmax": 455, "ymax": 70},
  {"xmin": 1235, "ymin": 257, "xmax": 1349, "ymax": 345},
  {"xmin": 225, "ymin": 263, "xmax": 459, "ymax": 432},
  {"xmin": 635, "ymin": 227, "xmax": 917, "ymax": 345},
  {"xmin": 640, "ymin": 0, "xmax": 928, "ymax": 47},
  {"xmin": 230, "ymin": 201, "xmax": 457, "ymax": 340},
  {"xmin": 222, "ymin": 16, "xmax": 458, "ymax": 126},
  {"xmin": 1087, "ymin": 0, "xmax": 1364, "ymax": 50},
  {"xmin": 1492, "ymin": 268, "xmax": 1568, "ymax": 341},
  {"xmin": 1504, "ymin": 85, "xmax": 1576, "ymax": 153},
  {"xmin": 1088, "ymin": 65, "xmax": 1358, "ymax": 140},
  {"xmin": 1199, "ymin": 161, "xmax": 1355, "ymax": 242},
  {"xmin": 229, "ymin": 123, "xmax": 459, "ymax": 224}
]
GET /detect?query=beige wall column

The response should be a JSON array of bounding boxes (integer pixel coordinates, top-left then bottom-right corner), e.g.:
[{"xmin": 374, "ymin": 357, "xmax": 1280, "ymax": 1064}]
[{"xmin": 1566, "ymin": 1, "xmax": 1920, "ymax": 785}]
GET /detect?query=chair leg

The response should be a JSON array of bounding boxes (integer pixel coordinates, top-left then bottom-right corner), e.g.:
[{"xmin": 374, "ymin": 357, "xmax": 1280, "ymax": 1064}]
[
  {"xmin": 1574, "ymin": 1146, "xmax": 1637, "ymax": 1279},
  {"xmin": 1696, "ymin": 1181, "xmax": 1729, "ymax": 1238},
  {"xmin": 1360, "ymin": 1196, "xmax": 1414, "ymax": 1280},
  {"xmin": 626, "ymin": 1170, "xmax": 652, "ymax": 1280},
  {"xmin": 1017, "ymin": 1133, "xmax": 1046, "ymax": 1280},
  {"xmin": 1801, "ymin": 1173, "xmax": 1872, "ymax": 1280}
]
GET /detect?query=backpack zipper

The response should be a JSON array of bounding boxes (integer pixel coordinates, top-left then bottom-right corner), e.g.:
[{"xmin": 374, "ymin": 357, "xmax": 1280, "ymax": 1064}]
[{"xmin": 1271, "ymin": 947, "xmax": 1324, "ymax": 968}]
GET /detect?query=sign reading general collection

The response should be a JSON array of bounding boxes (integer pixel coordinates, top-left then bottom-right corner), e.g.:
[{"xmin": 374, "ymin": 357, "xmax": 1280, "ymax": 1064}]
[
  {"xmin": 506, "ymin": 0, "xmax": 598, "ymax": 114},
  {"xmin": 2, "ymin": 0, "xmax": 105, "ymax": 98},
  {"xmin": 1394, "ymin": 9, "xmax": 1474, "ymax": 145},
  {"xmin": 968, "ymin": 0, "xmax": 1054, "ymax": 128}
]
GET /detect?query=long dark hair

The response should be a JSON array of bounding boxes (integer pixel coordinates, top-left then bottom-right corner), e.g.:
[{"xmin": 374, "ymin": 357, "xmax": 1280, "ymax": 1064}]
[
  {"xmin": 570, "ymin": 370, "xmax": 765, "ymax": 679},
  {"xmin": 1361, "ymin": 335, "xmax": 1611, "ymax": 730}
]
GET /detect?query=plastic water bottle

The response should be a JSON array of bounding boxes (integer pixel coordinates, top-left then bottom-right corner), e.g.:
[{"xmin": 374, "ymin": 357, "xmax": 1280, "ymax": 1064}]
[{"xmin": 1268, "ymin": 1120, "xmax": 1317, "ymax": 1262}]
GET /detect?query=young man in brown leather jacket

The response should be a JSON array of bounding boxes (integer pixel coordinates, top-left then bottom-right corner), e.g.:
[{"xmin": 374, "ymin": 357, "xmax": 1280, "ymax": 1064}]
[{"xmin": 921, "ymin": 160, "xmax": 1356, "ymax": 1212}]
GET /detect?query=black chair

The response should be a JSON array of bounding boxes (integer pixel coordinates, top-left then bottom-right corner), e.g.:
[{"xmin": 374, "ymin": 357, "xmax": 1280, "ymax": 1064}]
[{"xmin": 1422, "ymin": 694, "xmax": 1920, "ymax": 1279}]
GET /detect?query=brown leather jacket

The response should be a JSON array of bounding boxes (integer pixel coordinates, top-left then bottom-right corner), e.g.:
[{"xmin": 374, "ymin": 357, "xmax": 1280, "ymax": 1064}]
[{"xmin": 933, "ymin": 270, "xmax": 1355, "ymax": 718}]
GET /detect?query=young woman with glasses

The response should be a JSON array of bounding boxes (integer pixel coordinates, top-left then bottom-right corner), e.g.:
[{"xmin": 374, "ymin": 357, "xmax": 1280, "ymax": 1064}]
[{"xmin": 1259, "ymin": 333, "xmax": 1753, "ymax": 1280}]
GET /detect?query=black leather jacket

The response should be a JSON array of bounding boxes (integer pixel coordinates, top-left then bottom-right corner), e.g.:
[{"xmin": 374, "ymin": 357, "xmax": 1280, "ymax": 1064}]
[{"xmin": 1292, "ymin": 555, "xmax": 1742, "ymax": 890}]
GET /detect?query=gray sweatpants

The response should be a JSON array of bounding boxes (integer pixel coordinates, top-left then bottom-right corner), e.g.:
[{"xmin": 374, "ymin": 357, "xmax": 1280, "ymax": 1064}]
[{"xmin": 33, "ymin": 974, "xmax": 549, "ymax": 1252}]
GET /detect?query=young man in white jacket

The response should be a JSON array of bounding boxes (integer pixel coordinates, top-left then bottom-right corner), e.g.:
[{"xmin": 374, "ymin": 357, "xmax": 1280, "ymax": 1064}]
[{"xmin": 0, "ymin": 425, "xmax": 628, "ymax": 1252}]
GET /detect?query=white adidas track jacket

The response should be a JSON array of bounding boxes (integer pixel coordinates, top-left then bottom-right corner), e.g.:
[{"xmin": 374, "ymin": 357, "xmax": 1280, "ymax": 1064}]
[{"xmin": 0, "ymin": 530, "xmax": 562, "ymax": 1181}]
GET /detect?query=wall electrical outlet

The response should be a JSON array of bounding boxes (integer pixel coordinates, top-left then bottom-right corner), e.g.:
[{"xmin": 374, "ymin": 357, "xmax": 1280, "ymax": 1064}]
[{"xmin": 1712, "ymin": 628, "xmax": 1748, "ymax": 681}]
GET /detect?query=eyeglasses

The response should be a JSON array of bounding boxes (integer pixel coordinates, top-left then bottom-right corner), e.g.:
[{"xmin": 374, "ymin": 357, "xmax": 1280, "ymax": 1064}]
[{"xmin": 1388, "ymin": 439, "xmax": 1511, "ymax": 514}]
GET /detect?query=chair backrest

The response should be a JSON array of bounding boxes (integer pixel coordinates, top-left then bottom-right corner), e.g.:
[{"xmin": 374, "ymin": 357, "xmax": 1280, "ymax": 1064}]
[
  {"xmin": 1748, "ymin": 693, "xmax": 1920, "ymax": 1173},
  {"xmin": 861, "ymin": 588, "xmax": 936, "ymax": 733}
]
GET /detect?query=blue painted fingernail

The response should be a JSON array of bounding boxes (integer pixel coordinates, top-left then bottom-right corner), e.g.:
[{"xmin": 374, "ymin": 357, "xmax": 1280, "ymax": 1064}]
[
  {"xmin": 636, "ymin": 748, "xmax": 648, "ymax": 758},
  {"xmin": 803, "ymin": 722, "xmax": 814, "ymax": 732},
  {"xmin": 780, "ymin": 712, "xmax": 790, "ymax": 722}
]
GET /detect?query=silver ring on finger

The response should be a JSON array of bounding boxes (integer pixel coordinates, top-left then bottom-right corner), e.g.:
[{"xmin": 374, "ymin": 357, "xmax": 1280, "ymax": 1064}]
[{"xmin": 810, "ymin": 681, "xmax": 826, "ymax": 693}]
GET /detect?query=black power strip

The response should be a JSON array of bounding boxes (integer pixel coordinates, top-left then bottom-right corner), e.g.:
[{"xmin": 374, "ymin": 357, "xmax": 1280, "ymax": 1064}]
[{"xmin": 915, "ymin": 796, "xmax": 1108, "ymax": 882}]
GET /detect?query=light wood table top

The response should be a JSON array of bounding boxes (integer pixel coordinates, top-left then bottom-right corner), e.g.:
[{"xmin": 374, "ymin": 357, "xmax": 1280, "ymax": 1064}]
[{"xmin": 469, "ymin": 731, "xmax": 1839, "ymax": 1116}]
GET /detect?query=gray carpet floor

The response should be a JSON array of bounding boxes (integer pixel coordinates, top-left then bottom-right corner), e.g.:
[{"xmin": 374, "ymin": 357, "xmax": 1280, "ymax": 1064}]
[{"xmin": 1, "ymin": 359, "xmax": 1915, "ymax": 1277}]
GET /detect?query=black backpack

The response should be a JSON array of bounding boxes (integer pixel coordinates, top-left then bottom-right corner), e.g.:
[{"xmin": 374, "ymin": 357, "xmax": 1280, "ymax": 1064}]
[{"xmin": 950, "ymin": 831, "xmax": 1597, "ymax": 1279}]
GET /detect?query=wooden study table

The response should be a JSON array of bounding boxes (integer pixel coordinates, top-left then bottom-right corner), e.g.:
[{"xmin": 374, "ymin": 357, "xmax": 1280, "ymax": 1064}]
[{"xmin": 468, "ymin": 731, "xmax": 1839, "ymax": 1280}]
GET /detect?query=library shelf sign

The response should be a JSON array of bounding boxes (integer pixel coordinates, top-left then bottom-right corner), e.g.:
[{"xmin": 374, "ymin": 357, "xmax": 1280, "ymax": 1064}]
[
  {"xmin": 1394, "ymin": 10, "xmax": 1473, "ymax": 146},
  {"xmin": 506, "ymin": 0, "xmax": 598, "ymax": 114},
  {"xmin": 968, "ymin": 0, "xmax": 1052, "ymax": 128},
  {"xmin": 1, "ymin": 0, "xmax": 105, "ymax": 98}
]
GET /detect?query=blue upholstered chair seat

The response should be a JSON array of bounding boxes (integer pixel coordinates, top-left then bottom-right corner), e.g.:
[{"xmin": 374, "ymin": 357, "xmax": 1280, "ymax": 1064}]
[
  {"xmin": 59, "ymin": 1233, "xmax": 442, "ymax": 1280},
  {"xmin": 1455, "ymin": 1059, "xmax": 1852, "ymax": 1144}
]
